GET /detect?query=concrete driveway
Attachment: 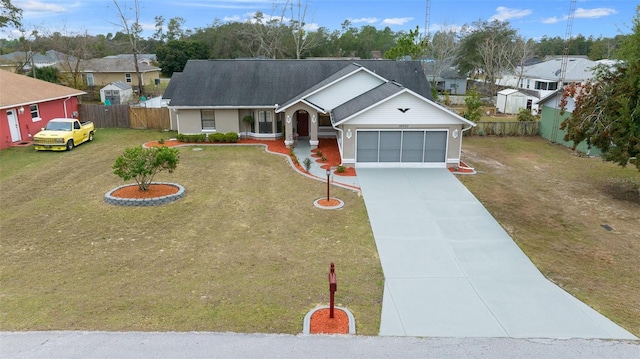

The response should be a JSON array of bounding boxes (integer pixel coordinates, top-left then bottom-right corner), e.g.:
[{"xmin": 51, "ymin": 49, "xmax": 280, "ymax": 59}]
[{"xmin": 357, "ymin": 168, "xmax": 636, "ymax": 339}]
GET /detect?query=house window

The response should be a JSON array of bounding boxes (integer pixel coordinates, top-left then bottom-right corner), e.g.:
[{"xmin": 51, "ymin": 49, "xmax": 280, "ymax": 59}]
[
  {"xmin": 258, "ymin": 110, "xmax": 273, "ymax": 133},
  {"xmin": 125, "ymin": 73, "xmax": 132, "ymax": 83},
  {"xmin": 201, "ymin": 110, "xmax": 216, "ymax": 130},
  {"xmin": 319, "ymin": 115, "xmax": 332, "ymax": 127},
  {"xmin": 86, "ymin": 74, "xmax": 94, "ymax": 86},
  {"xmin": 30, "ymin": 104, "xmax": 39, "ymax": 119}
]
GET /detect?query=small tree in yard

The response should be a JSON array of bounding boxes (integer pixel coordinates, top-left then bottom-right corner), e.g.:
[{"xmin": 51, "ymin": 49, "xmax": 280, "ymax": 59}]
[
  {"xmin": 113, "ymin": 146, "xmax": 180, "ymax": 191},
  {"xmin": 463, "ymin": 87, "xmax": 483, "ymax": 122}
]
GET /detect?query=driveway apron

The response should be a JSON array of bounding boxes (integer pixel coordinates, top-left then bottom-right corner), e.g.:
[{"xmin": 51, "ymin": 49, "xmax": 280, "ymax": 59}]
[{"xmin": 357, "ymin": 168, "xmax": 636, "ymax": 339}]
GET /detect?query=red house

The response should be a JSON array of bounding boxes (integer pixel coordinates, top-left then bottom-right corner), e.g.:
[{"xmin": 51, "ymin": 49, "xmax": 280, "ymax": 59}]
[{"xmin": 0, "ymin": 71, "xmax": 86, "ymax": 150}]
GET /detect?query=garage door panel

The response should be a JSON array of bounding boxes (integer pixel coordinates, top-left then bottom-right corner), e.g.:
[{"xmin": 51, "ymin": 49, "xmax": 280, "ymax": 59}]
[
  {"xmin": 357, "ymin": 131, "xmax": 379, "ymax": 162},
  {"xmin": 379, "ymin": 131, "xmax": 401, "ymax": 162},
  {"xmin": 424, "ymin": 131, "xmax": 447, "ymax": 162},
  {"xmin": 401, "ymin": 131, "xmax": 425, "ymax": 162}
]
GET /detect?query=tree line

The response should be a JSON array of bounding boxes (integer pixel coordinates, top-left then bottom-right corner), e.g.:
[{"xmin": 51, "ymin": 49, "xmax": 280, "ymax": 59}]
[{"xmin": 0, "ymin": 0, "xmax": 632, "ymax": 78}]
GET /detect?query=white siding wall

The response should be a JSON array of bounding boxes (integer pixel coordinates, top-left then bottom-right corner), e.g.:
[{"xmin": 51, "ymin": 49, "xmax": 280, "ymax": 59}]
[
  {"xmin": 345, "ymin": 93, "xmax": 465, "ymax": 126},
  {"xmin": 306, "ymin": 70, "xmax": 385, "ymax": 111}
]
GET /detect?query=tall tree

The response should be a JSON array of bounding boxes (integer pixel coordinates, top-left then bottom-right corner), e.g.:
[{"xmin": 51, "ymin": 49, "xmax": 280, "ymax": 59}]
[
  {"xmin": 156, "ymin": 39, "xmax": 209, "ymax": 76},
  {"xmin": 111, "ymin": 0, "xmax": 144, "ymax": 96},
  {"xmin": 0, "ymin": 0, "xmax": 22, "ymax": 29},
  {"xmin": 456, "ymin": 20, "xmax": 519, "ymax": 95},
  {"xmin": 288, "ymin": 0, "xmax": 318, "ymax": 59},
  {"xmin": 561, "ymin": 6, "xmax": 640, "ymax": 172},
  {"xmin": 383, "ymin": 26, "xmax": 423, "ymax": 60}
]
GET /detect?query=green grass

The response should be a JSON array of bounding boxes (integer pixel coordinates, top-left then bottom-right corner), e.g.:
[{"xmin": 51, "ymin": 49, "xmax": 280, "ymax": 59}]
[
  {"xmin": 0, "ymin": 129, "xmax": 383, "ymax": 334},
  {"xmin": 459, "ymin": 136, "xmax": 640, "ymax": 337}
]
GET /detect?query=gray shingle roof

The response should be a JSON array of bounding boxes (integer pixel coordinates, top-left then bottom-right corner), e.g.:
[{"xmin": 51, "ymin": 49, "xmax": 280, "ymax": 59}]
[
  {"xmin": 167, "ymin": 59, "xmax": 431, "ymax": 107},
  {"xmin": 521, "ymin": 57, "xmax": 599, "ymax": 82},
  {"xmin": 73, "ymin": 58, "xmax": 160, "ymax": 73},
  {"xmin": 331, "ymin": 82, "xmax": 405, "ymax": 124}
]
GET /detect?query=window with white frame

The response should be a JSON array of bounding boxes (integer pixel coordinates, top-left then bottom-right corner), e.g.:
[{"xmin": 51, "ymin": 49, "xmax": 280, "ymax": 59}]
[
  {"xmin": 125, "ymin": 73, "xmax": 132, "ymax": 83},
  {"xmin": 30, "ymin": 104, "xmax": 40, "ymax": 120},
  {"xmin": 201, "ymin": 110, "xmax": 216, "ymax": 130},
  {"xmin": 258, "ymin": 110, "xmax": 273, "ymax": 133}
]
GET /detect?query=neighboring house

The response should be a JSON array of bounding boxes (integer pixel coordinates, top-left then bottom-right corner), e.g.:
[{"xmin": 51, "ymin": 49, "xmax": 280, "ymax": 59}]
[
  {"xmin": 500, "ymin": 56, "xmax": 601, "ymax": 99},
  {"xmin": 423, "ymin": 62, "xmax": 467, "ymax": 95},
  {"xmin": 538, "ymin": 90, "xmax": 601, "ymax": 156},
  {"xmin": 0, "ymin": 71, "xmax": 86, "ymax": 149},
  {"xmin": 164, "ymin": 59, "xmax": 475, "ymax": 168},
  {"xmin": 60, "ymin": 58, "xmax": 161, "ymax": 88},
  {"xmin": 0, "ymin": 50, "xmax": 72, "ymax": 73},
  {"xmin": 103, "ymin": 54, "xmax": 157, "ymax": 66},
  {"xmin": 496, "ymin": 89, "xmax": 530, "ymax": 114},
  {"xmin": 100, "ymin": 82, "xmax": 133, "ymax": 105}
]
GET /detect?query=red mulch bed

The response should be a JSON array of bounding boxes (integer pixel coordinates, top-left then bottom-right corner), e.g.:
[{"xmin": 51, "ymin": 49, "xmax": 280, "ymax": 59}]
[
  {"xmin": 316, "ymin": 199, "xmax": 342, "ymax": 207},
  {"xmin": 112, "ymin": 184, "xmax": 178, "ymax": 199},
  {"xmin": 309, "ymin": 308, "xmax": 349, "ymax": 334}
]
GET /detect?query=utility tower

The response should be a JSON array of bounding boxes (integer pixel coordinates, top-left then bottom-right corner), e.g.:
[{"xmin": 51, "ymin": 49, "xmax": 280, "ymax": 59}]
[
  {"xmin": 424, "ymin": 0, "xmax": 431, "ymax": 42},
  {"xmin": 551, "ymin": 0, "xmax": 577, "ymax": 143}
]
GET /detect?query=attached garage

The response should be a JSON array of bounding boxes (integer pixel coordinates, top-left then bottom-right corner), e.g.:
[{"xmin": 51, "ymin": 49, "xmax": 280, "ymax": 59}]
[
  {"xmin": 356, "ymin": 130, "xmax": 448, "ymax": 167},
  {"xmin": 332, "ymin": 82, "xmax": 474, "ymax": 169}
]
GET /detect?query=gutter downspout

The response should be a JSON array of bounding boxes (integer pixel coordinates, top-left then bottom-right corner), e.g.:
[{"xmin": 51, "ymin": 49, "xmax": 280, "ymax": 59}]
[
  {"xmin": 63, "ymin": 96, "xmax": 72, "ymax": 117},
  {"xmin": 330, "ymin": 116, "xmax": 345, "ymax": 164}
]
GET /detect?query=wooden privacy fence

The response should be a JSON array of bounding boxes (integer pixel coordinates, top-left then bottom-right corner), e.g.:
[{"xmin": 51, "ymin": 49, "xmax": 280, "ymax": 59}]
[
  {"xmin": 79, "ymin": 104, "xmax": 129, "ymax": 128},
  {"xmin": 466, "ymin": 121, "xmax": 539, "ymax": 136},
  {"xmin": 129, "ymin": 107, "xmax": 170, "ymax": 130},
  {"xmin": 78, "ymin": 104, "xmax": 170, "ymax": 130}
]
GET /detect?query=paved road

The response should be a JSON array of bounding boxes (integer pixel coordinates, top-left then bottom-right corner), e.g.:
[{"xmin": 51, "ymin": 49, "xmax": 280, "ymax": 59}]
[
  {"xmin": 357, "ymin": 168, "xmax": 637, "ymax": 339},
  {"xmin": 2, "ymin": 331, "xmax": 638, "ymax": 359}
]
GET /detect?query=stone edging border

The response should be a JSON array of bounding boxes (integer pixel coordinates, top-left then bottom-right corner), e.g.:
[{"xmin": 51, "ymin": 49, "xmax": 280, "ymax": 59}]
[
  {"xmin": 302, "ymin": 306, "xmax": 356, "ymax": 335},
  {"xmin": 104, "ymin": 182, "xmax": 185, "ymax": 206},
  {"xmin": 313, "ymin": 198, "xmax": 345, "ymax": 210}
]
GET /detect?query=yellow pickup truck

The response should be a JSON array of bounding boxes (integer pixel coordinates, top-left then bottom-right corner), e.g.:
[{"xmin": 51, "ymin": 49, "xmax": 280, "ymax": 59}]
[{"xmin": 33, "ymin": 118, "xmax": 95, "ymax": 151}]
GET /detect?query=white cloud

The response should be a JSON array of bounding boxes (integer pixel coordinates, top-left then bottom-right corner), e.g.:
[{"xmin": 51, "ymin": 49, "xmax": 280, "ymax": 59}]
[
  {"xmin": 350, "ymin": 17, "xmax": 379, "ymax": 24},
  {"xmin": 489, "ymin": 6, "xmax": 532, "ymax": 21},
  {"xmin": 17, "ymin": 0, "xmax": 68, "ymax": 13},
  {"xmin": 223, "ymin": 15, "xmax": 243, "ymax": 22},
  {"xmin": 574, "ymin": 7, "xmax": 618, "ymax": 19},
  {"xmin": 541, "ymin": 7, "xmax": 617, "ymax": 25},
  {"xmin": 382, "ymin": 17, "xmax": 413, "ymax": 26},
  {"xmin": 543, "ymin": 16, "xmax": 562, "ymax": 24}
]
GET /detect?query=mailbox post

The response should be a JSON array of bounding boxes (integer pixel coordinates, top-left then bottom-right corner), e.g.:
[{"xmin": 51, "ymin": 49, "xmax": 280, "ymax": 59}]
[
  {"xmin": 326, "ymin": 168, "xmax": 331, "ymax": 202},
  {"xmin": 329, "ymin": 262, "xmax": 337, "ymax": 318}
]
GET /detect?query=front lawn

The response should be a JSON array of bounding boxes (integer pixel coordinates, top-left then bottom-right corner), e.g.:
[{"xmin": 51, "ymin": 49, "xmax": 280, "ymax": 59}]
[{"xmin": 0, "ymin": 129, "xmax": 383, "ymax": 334}]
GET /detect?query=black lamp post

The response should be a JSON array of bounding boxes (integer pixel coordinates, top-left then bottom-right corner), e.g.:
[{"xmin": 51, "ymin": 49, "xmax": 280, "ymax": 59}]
[{"xmin": 326, "ymin": 168, "xmax": 331, "ymax": 202}]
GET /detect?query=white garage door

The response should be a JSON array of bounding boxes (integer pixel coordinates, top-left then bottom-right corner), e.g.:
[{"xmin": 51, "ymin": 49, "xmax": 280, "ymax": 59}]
[{"xmin": 356, "ymin": 130, "xmax": 448, "ymax": 168}]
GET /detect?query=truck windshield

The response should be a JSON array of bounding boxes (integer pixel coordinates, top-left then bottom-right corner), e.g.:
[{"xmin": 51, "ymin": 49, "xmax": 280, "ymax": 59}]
[{"xmin": 45, "ymin": 122, "xmax": 72, "ymax": 131}]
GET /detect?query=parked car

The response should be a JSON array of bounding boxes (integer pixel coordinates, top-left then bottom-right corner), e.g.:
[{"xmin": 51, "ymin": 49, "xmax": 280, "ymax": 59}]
[{"xmin": 33, "ymin": 118, "xmax": 95, "ymax": 151}]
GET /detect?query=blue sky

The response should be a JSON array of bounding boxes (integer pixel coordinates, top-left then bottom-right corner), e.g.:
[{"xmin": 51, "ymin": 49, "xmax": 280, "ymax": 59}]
[{"xmin": 3, "ymin": 0, "xmax": 637, "ymax": 40}]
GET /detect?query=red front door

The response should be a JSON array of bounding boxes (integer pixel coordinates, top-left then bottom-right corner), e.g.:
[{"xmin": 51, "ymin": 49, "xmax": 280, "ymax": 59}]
[{"xmin": 297, "ymin": 112, "xmax": 309, "ymax": 137}]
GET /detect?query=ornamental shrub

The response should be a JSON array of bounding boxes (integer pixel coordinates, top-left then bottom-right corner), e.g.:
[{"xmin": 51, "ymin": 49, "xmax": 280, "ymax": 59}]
[
  {"xmin": 208, "ymin": 133, "xmax": 225, "ymax": 142},
  {"xmin": 224, "ymin": 132, "xmax": 239, "ymax": 143},
  {"xmin": 112, "ymin": 146, "xmax": 180, "ymax": 191}
]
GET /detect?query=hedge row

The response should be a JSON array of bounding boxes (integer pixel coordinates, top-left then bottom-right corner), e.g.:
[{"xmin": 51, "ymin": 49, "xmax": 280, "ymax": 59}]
[{"xmin": 176, "ymin": 132, "xmax": 239, "ymax": 143}]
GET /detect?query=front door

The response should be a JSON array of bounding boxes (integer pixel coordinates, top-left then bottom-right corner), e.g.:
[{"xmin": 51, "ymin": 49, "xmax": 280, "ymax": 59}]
[
  {"xmin": 6, "ymin": 109, "xmax": 21, "ymax": 142},
  {"xmin": 297, "ymin": 112, "xmax": 309, "ymax": 137}
]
